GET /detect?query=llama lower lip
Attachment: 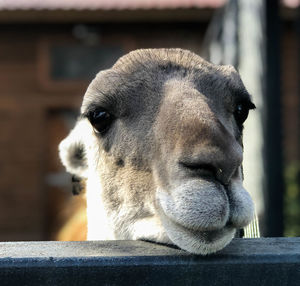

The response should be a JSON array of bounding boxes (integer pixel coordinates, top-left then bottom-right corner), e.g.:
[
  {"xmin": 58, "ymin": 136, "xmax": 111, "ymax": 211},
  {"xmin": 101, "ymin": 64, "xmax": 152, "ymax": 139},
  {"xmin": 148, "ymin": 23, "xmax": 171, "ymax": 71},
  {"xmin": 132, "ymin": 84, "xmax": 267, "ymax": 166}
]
[
  {"xmin": 156, "ymin": 180, "xmax": 230, "ymax": 234},
  {"xmin": 157, "ymin": 202, "xmax": 235, "ymax": 254},
  {"xmin": 171, "ymin": 214, "xmax": 233, "ymax": 242},
  {"xmin": 157, "ymin": 196, "xmax": 233, "ymax": 239}
]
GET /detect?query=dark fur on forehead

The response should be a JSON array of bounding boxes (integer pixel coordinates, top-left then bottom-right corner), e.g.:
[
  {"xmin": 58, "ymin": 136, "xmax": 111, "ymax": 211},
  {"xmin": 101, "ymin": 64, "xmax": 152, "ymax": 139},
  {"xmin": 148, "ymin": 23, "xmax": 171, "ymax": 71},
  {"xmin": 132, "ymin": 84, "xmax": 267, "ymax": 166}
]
[
  {"xmin": 83, "ymin": 49, "xmax": 218, "ymax": 110},
  {"xmin": 82, "ymin": 49, "xmax": 254, "ymax": 126},
  {"xmin": 112, "ymin": 49, "xmax": 252, "ymax": 103},
  {"xmin": 112, "ymin": 48, "xmax": 209, "ymax": 74}
]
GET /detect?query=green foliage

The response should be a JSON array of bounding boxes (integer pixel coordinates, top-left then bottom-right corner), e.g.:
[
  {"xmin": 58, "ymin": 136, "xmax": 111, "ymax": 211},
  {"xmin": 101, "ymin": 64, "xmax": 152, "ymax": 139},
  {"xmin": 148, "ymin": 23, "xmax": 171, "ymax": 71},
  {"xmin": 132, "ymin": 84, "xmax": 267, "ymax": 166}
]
[{"xmin": 284, "ymin": 162, "xmax": 300, "ymax": 236}]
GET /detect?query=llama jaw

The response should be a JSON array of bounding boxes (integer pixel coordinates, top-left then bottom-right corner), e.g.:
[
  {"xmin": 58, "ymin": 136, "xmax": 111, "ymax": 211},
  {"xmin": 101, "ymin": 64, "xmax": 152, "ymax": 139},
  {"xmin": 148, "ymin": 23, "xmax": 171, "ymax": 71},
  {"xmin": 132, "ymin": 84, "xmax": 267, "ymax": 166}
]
[
  {"xmin": 156, "ymin": 180, "xmax": 230, "ymax": 231},
  {"xmin": 155, "ymin": 177, "xmax": 252, "ymax": 254},
  {"xmin": 156, "ymin": 196, "xmax": 236, "ymax": 255}
]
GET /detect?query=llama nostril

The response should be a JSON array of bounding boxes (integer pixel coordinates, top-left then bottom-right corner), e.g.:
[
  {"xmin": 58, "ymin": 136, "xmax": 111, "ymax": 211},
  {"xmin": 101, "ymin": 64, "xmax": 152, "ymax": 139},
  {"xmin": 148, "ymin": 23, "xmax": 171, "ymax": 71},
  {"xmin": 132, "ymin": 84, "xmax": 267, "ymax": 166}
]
[
  {"xmin": 179, "ymin": 161, "xmax": 231, "ymax": 188},
  {"xmin": 180, "ymin": 162, "xmax": 218, "ymax": 179}
]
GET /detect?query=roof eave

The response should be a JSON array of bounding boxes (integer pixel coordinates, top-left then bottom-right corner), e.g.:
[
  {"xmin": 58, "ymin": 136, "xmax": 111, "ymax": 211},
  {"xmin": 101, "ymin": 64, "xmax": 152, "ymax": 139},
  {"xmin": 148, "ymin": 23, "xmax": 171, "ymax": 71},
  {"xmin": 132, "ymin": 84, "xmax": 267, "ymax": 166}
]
[{"xmin": 0, "ymin": 8, "xmax": 217, "ymax": 24}]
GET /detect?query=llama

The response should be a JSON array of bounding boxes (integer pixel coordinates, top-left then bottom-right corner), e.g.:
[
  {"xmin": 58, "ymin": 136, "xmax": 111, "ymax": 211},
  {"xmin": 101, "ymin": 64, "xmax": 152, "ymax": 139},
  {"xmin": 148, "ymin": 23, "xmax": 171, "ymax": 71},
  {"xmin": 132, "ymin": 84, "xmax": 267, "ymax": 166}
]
[{"xmin": 59, "ymin": 49, "xmax": 255, "ymax": 255}]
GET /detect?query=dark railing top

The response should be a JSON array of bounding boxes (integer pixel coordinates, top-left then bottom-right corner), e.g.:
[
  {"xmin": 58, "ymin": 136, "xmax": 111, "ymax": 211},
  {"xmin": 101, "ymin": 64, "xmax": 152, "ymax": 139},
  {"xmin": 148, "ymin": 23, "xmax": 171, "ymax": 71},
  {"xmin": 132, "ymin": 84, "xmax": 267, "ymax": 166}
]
[{"xmin": 1, "ymin": 238, "xmax": 300, "ymax": 286}]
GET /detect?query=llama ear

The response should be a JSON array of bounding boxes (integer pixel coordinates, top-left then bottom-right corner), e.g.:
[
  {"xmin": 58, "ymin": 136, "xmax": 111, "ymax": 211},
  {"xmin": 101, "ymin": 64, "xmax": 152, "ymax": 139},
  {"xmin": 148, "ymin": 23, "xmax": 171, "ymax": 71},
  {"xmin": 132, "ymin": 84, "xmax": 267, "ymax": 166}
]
[{"xmin": 59, "ymin": 119, "xmax": 89, "ymax": 179}]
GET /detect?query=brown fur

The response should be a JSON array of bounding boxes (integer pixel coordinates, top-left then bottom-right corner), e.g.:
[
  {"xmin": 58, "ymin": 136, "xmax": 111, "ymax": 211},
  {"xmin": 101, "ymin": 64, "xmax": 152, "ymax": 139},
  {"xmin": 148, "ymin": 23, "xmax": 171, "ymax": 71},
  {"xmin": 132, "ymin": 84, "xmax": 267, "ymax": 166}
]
[{"xmin": 59, "ymin": 49, "xmax": 255, "ymax": 254}]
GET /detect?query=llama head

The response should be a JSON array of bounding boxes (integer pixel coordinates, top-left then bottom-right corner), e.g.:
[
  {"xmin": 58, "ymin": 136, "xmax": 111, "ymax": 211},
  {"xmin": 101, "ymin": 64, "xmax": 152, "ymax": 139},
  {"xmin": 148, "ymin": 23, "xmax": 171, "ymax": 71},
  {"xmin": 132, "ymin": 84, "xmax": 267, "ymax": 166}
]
[{"xmin": 59, "ymin": 49, "xmax": 255, "ymax": 255}]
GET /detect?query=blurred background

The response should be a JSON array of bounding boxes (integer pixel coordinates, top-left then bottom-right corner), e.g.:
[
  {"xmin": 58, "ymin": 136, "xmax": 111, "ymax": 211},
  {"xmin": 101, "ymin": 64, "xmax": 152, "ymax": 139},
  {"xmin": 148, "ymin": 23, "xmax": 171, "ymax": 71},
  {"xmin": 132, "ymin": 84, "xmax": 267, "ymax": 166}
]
[{"xmin": 0, "ymin": 0, "xmax": 299, "ymax": 241}]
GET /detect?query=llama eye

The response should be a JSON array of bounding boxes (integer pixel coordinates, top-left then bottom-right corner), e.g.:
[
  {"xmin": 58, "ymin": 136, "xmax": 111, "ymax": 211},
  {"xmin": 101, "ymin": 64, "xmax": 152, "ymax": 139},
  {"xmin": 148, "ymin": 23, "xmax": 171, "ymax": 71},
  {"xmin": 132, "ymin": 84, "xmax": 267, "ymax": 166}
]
[
  {"xmin": 234, "ymin": 103, "xmax": 249, "ymax": 125},
  {"xmin": 89, "ymin": 109, "xmax": 114, "ymax": 134},
  {"xmin": 234, "ymin": 101, "xmax": 255, "ymax": 126}
]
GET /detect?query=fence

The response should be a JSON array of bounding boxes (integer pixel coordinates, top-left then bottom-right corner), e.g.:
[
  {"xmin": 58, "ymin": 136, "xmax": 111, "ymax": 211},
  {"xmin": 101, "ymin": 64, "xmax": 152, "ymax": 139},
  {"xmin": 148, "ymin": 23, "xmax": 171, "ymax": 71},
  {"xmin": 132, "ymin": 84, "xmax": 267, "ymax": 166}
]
[{"xmin": 1, "ymin": 238, "xmax": 300, "ymax": 286}]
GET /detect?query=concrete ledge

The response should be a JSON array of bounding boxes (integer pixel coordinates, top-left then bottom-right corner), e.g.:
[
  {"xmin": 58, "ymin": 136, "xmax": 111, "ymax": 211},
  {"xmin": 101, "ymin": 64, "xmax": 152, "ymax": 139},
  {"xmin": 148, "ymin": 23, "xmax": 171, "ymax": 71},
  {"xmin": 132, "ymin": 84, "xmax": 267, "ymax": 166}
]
[{"xmin": 1, "ymin": 238, "xmax": 300, "ymax": 285}]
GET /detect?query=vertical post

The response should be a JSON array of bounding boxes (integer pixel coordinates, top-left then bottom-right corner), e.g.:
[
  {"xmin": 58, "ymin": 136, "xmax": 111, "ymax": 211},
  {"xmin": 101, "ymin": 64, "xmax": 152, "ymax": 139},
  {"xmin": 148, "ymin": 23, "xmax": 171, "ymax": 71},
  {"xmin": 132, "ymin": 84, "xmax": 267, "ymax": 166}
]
[
  {"xmin": 204, "ymin": 0, "xmax": 284, "ymax": 236},
  {"xmin": 264, "ymin": 0, "xmax": 284, "ymax": 236},
  {"xmin": 238, "ymin": 0, "xmax": 266, "ymax": 235},
  {"xmin": 297, "ymin": 6, "xmax": 300, "ymax": 212}
]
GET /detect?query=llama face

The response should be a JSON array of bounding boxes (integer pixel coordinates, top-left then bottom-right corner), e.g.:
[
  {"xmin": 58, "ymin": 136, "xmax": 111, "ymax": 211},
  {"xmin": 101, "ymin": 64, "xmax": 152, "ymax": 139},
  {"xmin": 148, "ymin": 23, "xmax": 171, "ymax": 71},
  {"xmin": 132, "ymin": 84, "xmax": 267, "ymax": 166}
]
[{"xmin": 59, "ymin": 49, "xmax": 255, "ymax": 254}]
